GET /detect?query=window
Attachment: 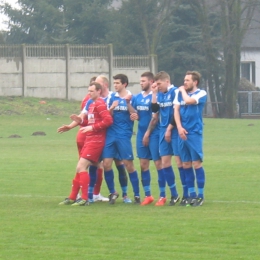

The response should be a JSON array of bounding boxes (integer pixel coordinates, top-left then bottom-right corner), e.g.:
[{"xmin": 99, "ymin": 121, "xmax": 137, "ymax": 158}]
[{"xmin": 240, "ymin": 61, "xmax": 255, "ymax": 84}]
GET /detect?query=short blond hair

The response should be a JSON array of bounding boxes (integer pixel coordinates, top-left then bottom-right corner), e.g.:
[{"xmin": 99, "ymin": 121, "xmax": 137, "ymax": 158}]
[
  {"xmin": 96, "ymin": 75, "xmax": 109, "ymax": 85},
  {"xmin": 154, "ymin": 71, "xmax": 170, "ymax": 81}
]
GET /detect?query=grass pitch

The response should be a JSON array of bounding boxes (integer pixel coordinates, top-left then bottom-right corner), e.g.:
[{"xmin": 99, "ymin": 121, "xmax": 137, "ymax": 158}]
[{"xmin": 0, "ymin": 97, "xmax": 260, "ymax": 260}]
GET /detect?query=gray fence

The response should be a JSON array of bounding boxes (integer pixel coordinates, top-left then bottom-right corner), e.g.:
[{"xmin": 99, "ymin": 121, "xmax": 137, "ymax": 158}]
[
  {"xmin": 238, "ymin": 91, "xmax": 260, "ymax": 115},
  {"xmin": 0, "ymin": 44, "xmax": 157, "ymax": 100}
]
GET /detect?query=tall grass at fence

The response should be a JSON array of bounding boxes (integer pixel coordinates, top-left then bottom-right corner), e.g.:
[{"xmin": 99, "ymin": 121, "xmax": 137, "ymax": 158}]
[{"xmin": 0, "ymin": 97, "xmax": 260, "ymax": 260}]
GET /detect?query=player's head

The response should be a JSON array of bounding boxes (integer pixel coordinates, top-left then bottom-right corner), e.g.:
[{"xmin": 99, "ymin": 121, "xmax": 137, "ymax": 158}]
[
  {"xmin": 95, "ymin": 75, "xmax": 109, "ymax": 92},
  {"xmin": 89, "ymin": 76, "xmax": 97, "ymax": 84},
  {"xmin": 154, "ymin": 71, "xmax": 171, "ymax": 93},
  {"xmin": 184, "ymin": 71, "xmax": 201, "ymax": 92},
  {"xmin": 113, "ymin": 74, "xmax": 128, "ymax": 92},
  {"xmin": 140, "ymin": 72, "xmax": 154, "ymax": 92},
  {"xmin": 88, "ymin": 82, "xmax": 102, "ymax": 100}
]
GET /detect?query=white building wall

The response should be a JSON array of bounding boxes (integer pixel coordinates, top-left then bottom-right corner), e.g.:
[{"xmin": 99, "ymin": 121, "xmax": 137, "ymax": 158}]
[{"xmin": 241, "ymin": 49, "xmax": 260, "ymax": 87}]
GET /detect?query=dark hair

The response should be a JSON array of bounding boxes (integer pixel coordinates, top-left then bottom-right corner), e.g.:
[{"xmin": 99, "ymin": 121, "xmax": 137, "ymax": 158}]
[
  {"xmin": 89, "ymin": 76, "xmax": 97, "ymax": 84},
  {"xmin": 113, "ymin": 74, "xmax": 128, "ymax": 87},
  {"xmin": 89, "ymin": 82, "xmax": 102, "ymax": 91},
  {"xmin": 141, "ymin": 71, "xmax": 154, "ymax": 81},
  {"xmin": 154, "ymin": 71, "xmax": 170, "ymax": 81},
  {"xmin": 186, "ymin": 71, "xmax": 201, "ymax": 85}
]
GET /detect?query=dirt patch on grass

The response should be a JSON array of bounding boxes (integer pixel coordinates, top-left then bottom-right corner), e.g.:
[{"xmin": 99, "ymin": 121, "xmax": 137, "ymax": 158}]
[
  {"xmin": 32, "ymin": 131, "xmax": 46, "ymax": 136},
  {"xmin": 8, "ymin": 134, "xmax": 22, "ymax": 138}
]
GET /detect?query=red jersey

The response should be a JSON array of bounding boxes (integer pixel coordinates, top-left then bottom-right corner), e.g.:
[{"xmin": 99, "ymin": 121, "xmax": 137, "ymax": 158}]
[{"xmin": 83, "ymin": 97, "xmax": 113, "ymax": 141}]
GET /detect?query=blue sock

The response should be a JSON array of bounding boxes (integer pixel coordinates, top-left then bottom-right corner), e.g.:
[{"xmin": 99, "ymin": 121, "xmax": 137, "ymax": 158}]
[
  {"xmin": 195, "ymin": 167, "xmax": 205, "ymax": 199},
  {"xmin": 157, "ymin": 169, "xmax": 166, "ymax": 197},
  {"xmin": 104, "ymin": 169, "xmax": 115, "ymax": 194},
  {"xmin": 141, "ymin": 170, "xmax": 151, "ymax": 196},
  {"xmin": 178, "ymin": 167, "xmax": 189, "ymax": 198},
  {"xmin": 184, "ymin": 167, "xmax": 196, "ymax": 198},
  {"xmin": 88, "ymin": 165, "xmax": 97, "ymax": 199},
  {"xmin": 129, "ymin": 171, "xmax": 140, "ymax": 197},
  {"xmin": 116, "ymin": 164, "xmax": 128, "ymax": 197},
  {"xmin": 163, "ymin": 166, "xmax": 178, "ymax": 197}
]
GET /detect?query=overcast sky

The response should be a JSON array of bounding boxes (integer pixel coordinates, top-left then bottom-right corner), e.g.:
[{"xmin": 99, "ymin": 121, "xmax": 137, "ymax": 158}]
[{"xmin": 0, "ymin": 0, "xmax": 19, "ymax": 30}]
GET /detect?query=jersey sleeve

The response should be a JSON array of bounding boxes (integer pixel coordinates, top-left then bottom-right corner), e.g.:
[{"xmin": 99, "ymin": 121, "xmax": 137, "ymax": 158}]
[
  {"xmin": 193, "ymin": 90, "xmax": 207, "ymax": 104},
  {"xmin": 92, "ymin": 101, "xmax": 113, "ymax": 131},
  {"xmin": 131, "ymin": 95, "xmax": 137, "ymax": 109},
  {"xmin": 173, "ymin": 89, "xmax": 181, "ymax": 105}
]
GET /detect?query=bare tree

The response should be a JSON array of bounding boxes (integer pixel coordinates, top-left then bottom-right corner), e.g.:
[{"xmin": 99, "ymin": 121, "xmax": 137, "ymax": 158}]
[{"xmin": 190, "ymin": 0, "xmax": 259, "ymax": 118}]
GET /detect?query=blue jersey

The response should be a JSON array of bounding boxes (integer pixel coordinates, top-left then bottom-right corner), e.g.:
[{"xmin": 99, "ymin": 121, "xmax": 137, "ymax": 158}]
[
  {"xmin": 132, "ymin": 91, "xmax": 159, "ymax": 140},
  {"xmin": 107, "ymin": 92, "xmax": 134, "ymax": 138},
  {"xmin": 157, "ymin": 85, "xmax": 178, "ymax": 138},
  {"xmin": 174, "ymin": 88, "xmax": 207, "ymax": 134}
]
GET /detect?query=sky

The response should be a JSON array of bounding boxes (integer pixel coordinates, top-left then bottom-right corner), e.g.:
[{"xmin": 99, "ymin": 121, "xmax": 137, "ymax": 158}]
[{"xmin": 0, "ymin": 0, "xmax": 19, "ymax": 30}]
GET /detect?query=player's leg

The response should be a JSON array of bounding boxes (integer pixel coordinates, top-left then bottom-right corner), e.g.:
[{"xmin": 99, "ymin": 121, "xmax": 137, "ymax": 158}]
[
  {"xmin": 136, "ymin": 137, "xmax": 153, "ymax": 205},
  {"xmin": 114, "ymin": 158, "xmax": 131, "ymax": 203},
  {"xmin": 158, "ymin": 133, "xmax": 179, "ymax": 206},
  {"xmin": 73, "ymin": 141, "xmax": 105, "ymax": 206},
  {"xmin": 102, "ymin": 138, "xmax": 119, "ymax": 204},
  {"xmin": 172, "ymin": 136, "xmax": 189, "ymax": 205},
  {"xmin": 190, "ymin": 134, "xmax": 205, "ymax": 206},
  {"xmin": 179, "ymin": 137, "xmax": 197, "ymax": 205},
  {"xmin": 59, "ymin": 172, "xmax": 80, "ymax": 205},
  {"xmin": 116, "ymin": 138, "xmax": 140, "ymax": 204},
  {"xmin": 139, "ymin": 158, "xmax": 155, "ymax": 205},
  {"xmin": 92, "ymin": 161, "xmax": 109, "ymax": 202},
  {"xmin": 72, "ymin": 157, "xmax": 91, "ymax": 205}
]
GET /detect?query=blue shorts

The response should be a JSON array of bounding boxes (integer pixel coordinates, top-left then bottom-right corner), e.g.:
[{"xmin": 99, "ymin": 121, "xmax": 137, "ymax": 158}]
[
  {"xmin": 159, "ymin": 130, "xmax": 173, "ymax": 157},
  {"xmin": 159, "ymin": 128, "xmax": 179, "ymax": 157},
  {"xmin": 102, "ymin": 135, "xmax": 134, "ymax": 160},
  {"xmin": 178, "ymin": 133, "xmax": 203, "ymax": 162},
  {"xmin": 136, "ymin": 135, "xmax": 160, "ymax": 161}
]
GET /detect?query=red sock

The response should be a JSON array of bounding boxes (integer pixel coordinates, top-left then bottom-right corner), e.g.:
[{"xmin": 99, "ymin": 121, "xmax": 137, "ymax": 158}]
[
  {"xmin": 79, "ymin": 171, "xmax": 90, "ymax": 200},
  {"xmin": 69, "ymin": 173, "xmax": 80, "ymax": 200},
  {"xmin": 94, "ymin": 168, "xmax": 103, "ymax": 195}
]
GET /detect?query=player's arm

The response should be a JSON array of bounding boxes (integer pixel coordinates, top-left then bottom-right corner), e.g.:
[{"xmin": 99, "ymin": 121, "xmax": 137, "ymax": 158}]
[
  {"xmin": 164, "ymin": 115, "xmax": 176, "ymax": 143},
  {"xmin": 70, "ymin": 112, "xmax": 86, "ymax": 124},
  {"xmin": 57, "ymin": 120, "xmax": 79, "ymax": 133},
  {"xmin": 109, "ymin": 100, "xmax": 118, "ymax": 115},
  {"xmin": 57, "ymin": 110, "xmax": 87, "ymax": 133},
  {"xmin": 126, "ymin": 94, "xmax": 138, "ymax": 120},
  {"xmin": 179, "ymin": 86, "xmax": 197, "ymax": 104},
  {"xmin": 93, "ymin": 103, "xmax": 113, "ymax": 130},
  {"xmin": 142, "ymin": 112, "xmax": 159, "ymax": 146},
  {"xmin": 151, "ymin": 83, "xmax": 160, "ymax": 112},
  {"xmin": 174, "ymin": 103, "xmax": 187, "ymax": 140}
]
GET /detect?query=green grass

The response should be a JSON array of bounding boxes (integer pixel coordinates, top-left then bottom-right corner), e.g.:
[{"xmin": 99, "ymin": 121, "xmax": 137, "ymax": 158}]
[{"xmin": 0, "ymin": 97, "xmax": 260, "ymax": 260}]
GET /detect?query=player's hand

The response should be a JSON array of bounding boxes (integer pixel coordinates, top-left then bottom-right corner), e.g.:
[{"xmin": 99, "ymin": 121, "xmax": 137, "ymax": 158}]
[
  {"xmin": 124, "ymin": 94, "xmax": 132, "ymax": 104},
  {"xmin": 70, "ymin": 114, "xmax": 82, "ymax": 124},
  {"xmin": 80, "ymin": 126, "xmax": 93, "ymax": 133},
  {"xmin": 110, "ymin": 100, "xmax": 119, "ymax": 110},
  {"xmin": 164, "ymin": 128, "xmax": 171, "ymax": 143},
  {"xmin": 179, "ymin": 85, "xmax": 186, "ymax": 92},
  {"xmin": 130, "ymin": 113, "xmax": 138, "ymax": 121},
  {"xmin": 178, "ymin": 127, "xmax": 188, "ymax": 140},
  {"xmin": 142, "ymin": 133, "xmax": 150, "ymax": 146},
  {"xmin": 151, "ymin": 82, "xmax": 158, "ymax": 93},
  {"xmin": 57, "ymin": 125, "xmax": 71, "ymax": 133}
]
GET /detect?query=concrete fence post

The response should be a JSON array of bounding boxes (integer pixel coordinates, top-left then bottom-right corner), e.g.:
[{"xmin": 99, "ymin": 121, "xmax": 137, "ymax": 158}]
[
  {"xmin": 149, "ymin": 54, "xmax": 158, "ymax": 75},
  {"xmin": 21, "ymin": 44, "xmax": 27, "ymax": 97},
  {"xmin": 108, "ymin": 44, "xmax": 113, "ymax": 90},
  {"xmin": 65, "ymin": 44, "xmax": 70, "ymax": 100}
]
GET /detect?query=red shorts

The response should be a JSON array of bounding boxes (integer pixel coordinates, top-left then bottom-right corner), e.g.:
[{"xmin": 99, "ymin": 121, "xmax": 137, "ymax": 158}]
[
  {"xmin": 80, "ymin": 138, "xmax": 105, "ymax": 163},
  {"xmin": 76, "ymin": 130, "xmax": 87, "ymax": 156}
]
